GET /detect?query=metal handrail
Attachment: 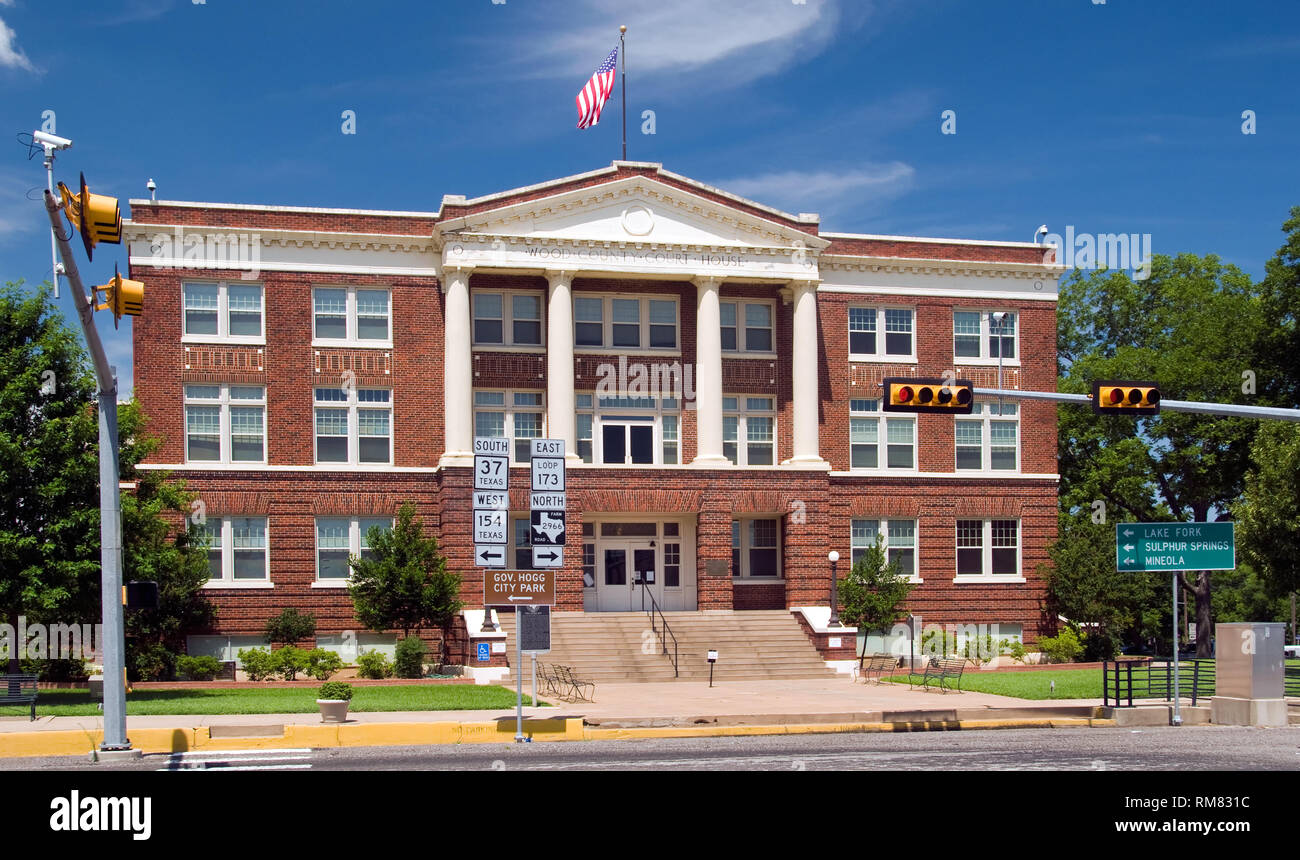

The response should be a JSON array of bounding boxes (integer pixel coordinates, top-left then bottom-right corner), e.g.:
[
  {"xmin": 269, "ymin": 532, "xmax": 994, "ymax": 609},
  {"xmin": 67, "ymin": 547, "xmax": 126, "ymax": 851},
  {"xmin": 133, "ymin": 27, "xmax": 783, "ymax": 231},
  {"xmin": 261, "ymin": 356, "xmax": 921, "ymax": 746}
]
[
  {"xmin": 1103, "ymin": 658, "xmax": 1216, "ymax": 707},
  {"xmin": 639, "ymin": 578, "xmax": 678, "ymax": 678}
]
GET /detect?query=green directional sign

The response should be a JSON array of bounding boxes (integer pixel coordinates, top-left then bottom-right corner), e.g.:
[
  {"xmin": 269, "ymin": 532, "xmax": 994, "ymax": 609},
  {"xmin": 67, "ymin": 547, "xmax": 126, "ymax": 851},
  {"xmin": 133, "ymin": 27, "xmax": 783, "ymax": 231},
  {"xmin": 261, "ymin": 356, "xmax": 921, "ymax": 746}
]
[{"xmin": 1115, "ymin": 522, "xmax": 1235, "ymax": 572}]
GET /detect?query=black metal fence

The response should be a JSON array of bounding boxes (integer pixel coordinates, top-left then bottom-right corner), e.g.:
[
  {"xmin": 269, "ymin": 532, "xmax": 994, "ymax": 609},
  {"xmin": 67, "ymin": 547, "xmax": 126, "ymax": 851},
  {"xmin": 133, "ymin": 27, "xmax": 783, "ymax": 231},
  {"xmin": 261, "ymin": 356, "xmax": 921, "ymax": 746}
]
[
  {"xmin": 1287, "ymin": 664, "xmax": 1299, "ymax": 698},
  {"xmin": 1102, "ymin": 659, "xmax": 1217, "ymax": 707}
]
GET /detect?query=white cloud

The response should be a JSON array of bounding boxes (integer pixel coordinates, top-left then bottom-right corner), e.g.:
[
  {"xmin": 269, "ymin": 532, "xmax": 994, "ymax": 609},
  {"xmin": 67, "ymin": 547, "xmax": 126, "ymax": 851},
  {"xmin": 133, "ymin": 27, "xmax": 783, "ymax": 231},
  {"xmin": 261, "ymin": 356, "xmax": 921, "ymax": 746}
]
[
  {"xmin": 0, "ymin": 171, "xmax": 43, "ymax": 241},
  {"xmin": 713, "ymin": 162, "xmax": 915, "ymax": 217},
  {"xmin": 0, "ymin": 15, "xmax": 34, "ymax": 71},
  {"xmin": 515, "ymin": 0, "xmax": 856, "ymax": 90}
]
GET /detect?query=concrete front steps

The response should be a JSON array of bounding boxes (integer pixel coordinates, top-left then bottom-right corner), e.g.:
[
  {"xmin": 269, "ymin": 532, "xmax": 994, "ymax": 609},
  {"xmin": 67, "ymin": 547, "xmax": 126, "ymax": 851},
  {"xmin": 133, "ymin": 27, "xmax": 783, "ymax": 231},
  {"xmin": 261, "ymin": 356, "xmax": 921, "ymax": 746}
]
[{"xmin": 496, "ymin": 610, "xmax": 838, "ymax": 683}]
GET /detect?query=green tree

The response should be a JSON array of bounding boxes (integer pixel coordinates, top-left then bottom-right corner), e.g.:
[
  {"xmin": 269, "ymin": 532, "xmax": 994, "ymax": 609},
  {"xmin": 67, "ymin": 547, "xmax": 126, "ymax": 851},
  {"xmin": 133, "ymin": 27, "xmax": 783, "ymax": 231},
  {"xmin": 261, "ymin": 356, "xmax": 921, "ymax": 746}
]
[
  {"xmin": 1056, "ymin": 253, "xmax": 1277, "ymax": 656},
  {"xmin": 263, "ymin": 607, "xmax": 317, "ymax": 646},
  {"xmin": 1234, "ymin": 422, "xmax": 1300, "ymax": 605},
  {"xmin": 348, "ymin": 502, "xmax": 462, "ymax": 663},
  {"xmin": 836, "ymin": 535, "xmax": 914, "ymax": 635}
]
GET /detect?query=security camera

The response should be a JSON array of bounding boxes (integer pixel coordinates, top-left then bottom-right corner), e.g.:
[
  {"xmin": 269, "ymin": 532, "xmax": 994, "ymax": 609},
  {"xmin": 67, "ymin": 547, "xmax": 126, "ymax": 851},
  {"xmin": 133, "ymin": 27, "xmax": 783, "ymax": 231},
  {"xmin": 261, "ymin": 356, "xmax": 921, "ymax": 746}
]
[
  {"xmin": 33, "ymin": 130, "xmax": 73, "ymax": 150},
  {"xmin": 991, "ymin": 311, "xmax": 1008, "ymax": 324},
  {"xmin": 146, "ymin": 179, "xmax": 156, "ymax": 192},
  {"xmin": 1033, "ymin": 224, "xmax": 1048, "ymax": 244}
]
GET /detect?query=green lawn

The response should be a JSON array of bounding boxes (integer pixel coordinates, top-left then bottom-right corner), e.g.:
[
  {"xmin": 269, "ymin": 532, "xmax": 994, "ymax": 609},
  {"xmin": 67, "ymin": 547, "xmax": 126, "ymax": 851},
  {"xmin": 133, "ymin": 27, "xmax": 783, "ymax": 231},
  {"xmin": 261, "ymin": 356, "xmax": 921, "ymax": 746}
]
[
  {"xmin": 882, "ymin": 668, "xmax": 1102, "ymax": 700},
  {"xmin": 0, "ymin": 684, "xmax": 545, "ymax": 718}
]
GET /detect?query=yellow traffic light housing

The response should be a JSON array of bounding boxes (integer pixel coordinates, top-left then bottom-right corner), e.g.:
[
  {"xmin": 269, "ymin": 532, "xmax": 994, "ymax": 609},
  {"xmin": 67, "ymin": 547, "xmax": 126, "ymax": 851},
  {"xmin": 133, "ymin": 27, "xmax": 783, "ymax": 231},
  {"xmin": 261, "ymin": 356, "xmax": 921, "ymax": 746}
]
[
  {"xmin": 882, "ymin": 377, "xmax": 974, "ymax": 414},
  {"xmin": 93, "ymin": 265, "xmax": 144, "ymax": 328},
  {"xmin": 57, "ymin": 172, "xmax": 122, "ymax": 261},
  {"xmin": 1091, "ymin": 380, "xmax": 1161, "ymax": 415}
]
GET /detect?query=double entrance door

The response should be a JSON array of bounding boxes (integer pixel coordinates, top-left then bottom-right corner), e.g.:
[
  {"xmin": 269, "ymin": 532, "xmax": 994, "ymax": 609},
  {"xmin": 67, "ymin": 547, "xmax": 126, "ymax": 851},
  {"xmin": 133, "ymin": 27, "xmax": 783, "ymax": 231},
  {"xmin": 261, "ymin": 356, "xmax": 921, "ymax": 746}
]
[{"xmin": 596, "ymin": 540, "xmax": 660, "ymax": 612}]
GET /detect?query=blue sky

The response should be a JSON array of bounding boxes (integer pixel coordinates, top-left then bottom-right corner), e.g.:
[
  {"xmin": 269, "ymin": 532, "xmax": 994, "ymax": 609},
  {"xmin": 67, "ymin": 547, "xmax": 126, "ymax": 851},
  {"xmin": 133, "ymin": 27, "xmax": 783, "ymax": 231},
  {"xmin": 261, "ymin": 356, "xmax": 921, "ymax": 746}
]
[{"xmin": 2, "ymin": 0, "xmax": 1298, "ymax": 396}]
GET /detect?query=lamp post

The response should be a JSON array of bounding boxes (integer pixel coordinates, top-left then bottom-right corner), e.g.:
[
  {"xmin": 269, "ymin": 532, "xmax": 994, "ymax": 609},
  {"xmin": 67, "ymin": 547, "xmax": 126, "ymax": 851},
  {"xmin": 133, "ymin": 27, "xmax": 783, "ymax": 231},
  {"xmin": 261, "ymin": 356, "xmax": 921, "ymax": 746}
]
[{"xmin": 828, "ymin": 550, "xmax": 842, "ymax": 628}]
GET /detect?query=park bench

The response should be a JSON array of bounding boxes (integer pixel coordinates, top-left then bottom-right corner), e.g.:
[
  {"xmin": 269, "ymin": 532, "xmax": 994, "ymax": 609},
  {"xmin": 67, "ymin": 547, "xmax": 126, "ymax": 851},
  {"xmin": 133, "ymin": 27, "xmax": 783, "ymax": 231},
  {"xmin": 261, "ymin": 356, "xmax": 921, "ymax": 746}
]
[
  {"xmin": 550, "ymin": 665, "xmax": 596, "ymax": 702},
  {"xmin": 857, "ymin": 653, "xmax": 900, "ymax": 685},
  {"xmin": 0, "ymin": 674, "xmax": 39, "ymax": 720},
  {"xmin": 907, "ymin": 658, "xmax": 966, "ymax": 694}
]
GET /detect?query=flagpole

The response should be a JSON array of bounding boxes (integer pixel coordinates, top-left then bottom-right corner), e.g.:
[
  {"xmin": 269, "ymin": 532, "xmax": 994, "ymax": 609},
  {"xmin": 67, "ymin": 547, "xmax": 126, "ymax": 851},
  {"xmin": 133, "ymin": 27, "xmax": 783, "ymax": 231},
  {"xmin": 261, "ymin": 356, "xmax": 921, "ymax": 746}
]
[{"xmin": 620, "ymin": 25, "xmax": 627, "ymax": 161}]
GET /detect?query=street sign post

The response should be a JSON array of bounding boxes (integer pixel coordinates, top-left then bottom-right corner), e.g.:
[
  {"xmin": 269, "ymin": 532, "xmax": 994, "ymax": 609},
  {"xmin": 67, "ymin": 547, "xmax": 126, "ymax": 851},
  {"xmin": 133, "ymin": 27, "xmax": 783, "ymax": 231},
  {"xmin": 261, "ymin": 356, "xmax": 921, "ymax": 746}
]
[
  {"xmin": 472, "ymin": 438, "xmax": 510, "ymax": 583},
  {"xmin": 1115, "ymin": 522, "xmax": 1235, "ymax": 573},
  {"xmin": 484, "ymin": 569, "xmax": 556, "ymax": 606}
]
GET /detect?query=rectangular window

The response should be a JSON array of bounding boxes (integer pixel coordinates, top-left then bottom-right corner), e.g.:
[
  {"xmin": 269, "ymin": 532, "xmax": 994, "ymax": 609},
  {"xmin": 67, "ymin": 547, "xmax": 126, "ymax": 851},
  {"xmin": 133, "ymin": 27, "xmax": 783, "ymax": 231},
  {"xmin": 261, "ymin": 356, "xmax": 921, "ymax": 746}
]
[
  {"xmin": 955, "ymin": 519, "xmax": 1021, "ymax": 579},
  {"xmin": 313, "ymin": 387, "xmax": 392, "ymax": 466},
  {"xmin": 848, "ymin": 399, "xmax": 913, "ymax": 471},
  {"xmin": 573, "ymin": 295, "xmax": 679, "ymax": 351},
  {"xmin": 184, "ymin": 384, "xmax": 266, "ymax": 464},
  {"xmin": 954, "ymin": 310, "xmax": 1019, "ymax": 361},
  {"xmin": 664, "ymin": 541, "xmax": 681, "ymax": 588},
  {"xmin": 956, "ymin": 401, "xmax": 1019, "ymax": 472},
  {"xmin": 585, "ymin": 395, "xmax": 678, "ymax": 466},
  {"xmin": 312, "ymin": 287, "xmax": 391, "ymax": 343},
  {"xmin": 314, "ymin": 288, "xmax": 348, "ymax": 340},
  {"xmin": 733, "ymin": 518, "xmax": 780, "ymax": 578},
  {"xmin": 512, "ymin": 294, "xmax": 542, "ymax": 346},
  {"xmin": 183, "ymin": 281, "xmax": 264, "ymax": 341},
  {"xmin": 575, "ymin": 297, "xmax": 603, "ymax": 347},
  {"xmin": 723, "ymin": 395, "xmax": 777, "ymax": 466},
  {"xmin": 473, "ymin": 293, "xmax": 503, "ymax": 344},
  {"xmin": 475, "ymin": 390, "xmax": 545, "ymax": 464},
  {"xmin": 200, "ymin": 517, "xmax": 269, "ymax": 583},
  {"xmin": 648, "ymin": 300, "xmax": 677, "ymax": 349},
  {"xmin": 848, "ymin": 307, "xmax": 913, "ymax": 359},
  {"xmin": 612, "ymin": 299, "xmax": 641, "ymax": 347},
  {"xmin": 721, "ymin": 301, "xmax": 775, "ymax": 352},
  {"xmin": 850, "ymin": 519, "xmax": 917, "ymax": 579},
  {"xmin": 316, "ymin": 516, "xmax": 392, "ymax": 581},
  {"xmin": 720, "ymin": 302, "xmax": 738, "ymax": 351},
  {"xmin": 472, "ymin": 290, "xmax": 545, "ymax": 346}
]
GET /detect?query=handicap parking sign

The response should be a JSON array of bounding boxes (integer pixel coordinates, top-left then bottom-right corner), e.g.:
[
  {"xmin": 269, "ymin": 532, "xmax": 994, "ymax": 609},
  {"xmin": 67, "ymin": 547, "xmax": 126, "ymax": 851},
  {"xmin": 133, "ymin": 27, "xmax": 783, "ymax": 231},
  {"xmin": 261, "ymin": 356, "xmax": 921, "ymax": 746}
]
[{"xmin": 477, "ymin": 642, "xmax": 490, "ymax": 663}]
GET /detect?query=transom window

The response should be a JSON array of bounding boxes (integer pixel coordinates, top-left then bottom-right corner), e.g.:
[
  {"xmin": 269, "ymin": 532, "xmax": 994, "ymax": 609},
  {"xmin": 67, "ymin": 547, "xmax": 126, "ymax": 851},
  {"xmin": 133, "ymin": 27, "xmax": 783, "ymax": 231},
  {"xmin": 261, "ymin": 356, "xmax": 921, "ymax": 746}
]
[
  {"xmin": 316, "ymin": 517, "xmax": 392, "ymax": 581},
  {"xmin": 576, "ymin": 394, "xmax": 679, "ymax": 465},
  {"xmin": 723, "ymin": 396, "xmax": 776, "ymax": 466},
  {"xmin": 732, "ymin": 518, "xmax": 780, "ymax": 579},
  {"xmin": 473, "ymin": 291, "xmax": 544, "ymax": 347},
  {"xmin": 183, "ymin": 281, "xmax": 264, "ymax": 341},
  {"xmin": 954, "ymin": 311, "xmax": 1018, "ymax": 361},
  {"xmin": 474, "ymin": 390, "xmax": 545, "ymax": 463},
  {"xmin": 198, "ymin": 516, "xmax": 269, "ymax": 582},
  {"xmin": 848, "ymin": 307, "xmax": 913, "ymax": 359},
  {"xmin": 955, "ymin": 401, "xmax": 1019, "ymax": 471},
  {"xmin": 573, "ymin": 295, "xmax": 678, "ymax": 351},
  {"xmin": 721, "ymin": 301, "xmax": 774, "ymax": 352},
  {"xmin": 955, "ymin": 519, "xmax": 1021, "ymax": 579},
  {"xmin": 313, "ymin": 387, "xmax": 392, "ymax": 465},
  {"xmin": 848, "ymin": 398, "xmax": 914, "ymax": 470},
  {"xmin": 184, "ymin": 384, "xmax": 265, "ymax": 463},
  {"xmin": 850, "ymin": 519, "xmax": 918, "ymax": 580},
  {"xmin": 313, "ymin": 287, "xmax": 391, "ymax": 343}
]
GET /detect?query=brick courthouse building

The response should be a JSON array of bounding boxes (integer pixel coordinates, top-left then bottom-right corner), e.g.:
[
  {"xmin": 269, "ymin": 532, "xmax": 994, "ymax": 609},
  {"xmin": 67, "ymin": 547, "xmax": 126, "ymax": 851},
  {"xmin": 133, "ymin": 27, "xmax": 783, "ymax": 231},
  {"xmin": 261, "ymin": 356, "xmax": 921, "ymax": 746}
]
[{"xmin": 125, "ymin": 161, "xmax": 1063, "ymax": 676}]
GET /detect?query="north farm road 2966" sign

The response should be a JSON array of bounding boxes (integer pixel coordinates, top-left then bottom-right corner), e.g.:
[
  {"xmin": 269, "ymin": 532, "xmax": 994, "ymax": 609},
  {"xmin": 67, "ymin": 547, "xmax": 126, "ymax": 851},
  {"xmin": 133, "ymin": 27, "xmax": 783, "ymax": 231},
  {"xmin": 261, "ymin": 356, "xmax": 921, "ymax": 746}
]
[{"xmin": 1116, "ymin": 522, "xmax": 1235, "ymax": 573}]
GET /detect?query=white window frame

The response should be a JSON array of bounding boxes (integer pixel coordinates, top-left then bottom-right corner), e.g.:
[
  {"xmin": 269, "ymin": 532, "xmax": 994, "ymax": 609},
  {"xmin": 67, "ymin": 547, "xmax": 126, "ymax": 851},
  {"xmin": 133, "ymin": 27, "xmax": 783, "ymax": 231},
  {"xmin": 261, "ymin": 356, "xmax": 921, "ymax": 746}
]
[
  {"xmin": 572, "ymin": 293, "xmax": 680, "ymax": 353},
  {"xmin": 474, "ymin": 389, "xmax": 546, "ymax": 464},
  {"xmin": 850, "ymin": 519, "xmax": 921, "ymax": 582},
  {"xmin": 199, "ymin": 516, "xmax": 272, "ymax": 588},
  {"xmin": 848, "ymin": 398, "xmax": 915, "ymax": 472},
  {"xmin": 720, "ymin": 300, "xmax": 776, "ymax": 354},
  {"xmin": 313, "ymin": 387, "xmax": 393, "ymax": 467},
  {"xmin": 954, "ymin": 519, "xmax": 1024, "ymax": 583},
  {"xmin": 953, "ymin": 310, "xmax": 1020, "ymax": 365},
  {"xmin": 955, "ymin": 400, "xmax": 1020, "ymax": 473},
  {"xmin": 723, "ymin": 395, "xmax": 777, "ymax": 467},
  {"xmin": 181, "ymin": 280, "xmax": 265, "ymax": 344},
  {"xmin": 472, "ymin": 290, "xmax": 546, "ymax": 349},
  {"xmin": 581, "ymin": 394, "xmax": 680, "ymax": 466},
  {"xmin": 311, "ymin": 286, "xmax": 392, "ymax": 347},
  {"xmin": 732, "ymin": 517, "xmax": 782, "ymax": 580},
  {"xmin": 847, "ymin": 306, "xmax": 915, "ymax": 362},
  {"xmin": 313, "ymin": 516, "xmax": 393, "ymax": 586},
  {"xmin": 184, "ymin": 384, "xmax": 267, "ymax": 464}
]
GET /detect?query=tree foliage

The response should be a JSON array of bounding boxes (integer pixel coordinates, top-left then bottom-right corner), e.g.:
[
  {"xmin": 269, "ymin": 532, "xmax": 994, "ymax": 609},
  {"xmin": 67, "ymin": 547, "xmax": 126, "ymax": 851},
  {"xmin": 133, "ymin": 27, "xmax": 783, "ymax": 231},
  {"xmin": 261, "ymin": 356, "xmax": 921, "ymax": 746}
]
[
  {"xmin": 836, "ymin": 536, "xmax": 914, "ymax": 633},
  {"xmin": 263, "ymin": 607, "xmax": 317, "ymax": 646},
  {"xmin": 1234, "ymin": 422, "xmax": 1300, "ymax": 601}
]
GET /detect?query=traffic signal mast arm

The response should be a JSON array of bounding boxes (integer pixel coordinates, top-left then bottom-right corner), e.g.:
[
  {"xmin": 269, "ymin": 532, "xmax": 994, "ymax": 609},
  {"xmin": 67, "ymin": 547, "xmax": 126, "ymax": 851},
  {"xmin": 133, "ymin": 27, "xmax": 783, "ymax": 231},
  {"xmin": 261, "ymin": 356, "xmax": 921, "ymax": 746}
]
[
  {"xmin": 43, "ymin": 190, "xmax": 115, "ymax": 392},
  {"xmin": 970, "ymin": 387, "xmax": 1300, "ymax": 422}
]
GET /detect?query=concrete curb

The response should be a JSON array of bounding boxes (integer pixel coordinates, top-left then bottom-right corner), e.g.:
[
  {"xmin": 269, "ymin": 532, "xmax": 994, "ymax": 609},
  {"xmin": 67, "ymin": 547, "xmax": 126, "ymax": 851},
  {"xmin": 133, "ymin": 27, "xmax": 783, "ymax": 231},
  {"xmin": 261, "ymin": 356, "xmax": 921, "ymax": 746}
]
[{"xmin": 0, "ymin": 715, "xmax": 1120, "ymax": 758}]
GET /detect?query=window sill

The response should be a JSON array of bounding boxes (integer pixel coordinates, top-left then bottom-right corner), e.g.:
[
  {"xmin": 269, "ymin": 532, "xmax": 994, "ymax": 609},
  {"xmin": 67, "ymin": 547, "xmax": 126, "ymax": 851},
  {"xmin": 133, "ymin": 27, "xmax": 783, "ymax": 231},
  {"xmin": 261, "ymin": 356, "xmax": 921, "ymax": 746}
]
[
  {"xmin": 313, "ymin": 462, "xmax": 395, "ymax": 469},
  {"xmin": 203, "ymin": 581, "xmax": 274, "ymax": 589},
  {"xmin": 952, "ymin": 575, "xmax": 1026, "ymax": 585},
  {"xmin": 575, "ymin": 347, "xmax": 682, "ymax": 358},
  {"xmin": 182, "ymin": 335, "xmax": 266, "ymax": 347},
  {"xmin": 848, "ymin": 355, "xmax": 917, "ymax": 364},
  {"xmin": 732, "ymin": 578, "xmax": 785, "ymax": 585},
  {"xmin": 312, "ymin": 580, "xmax": 352, "ymax": 588},
  {"xmin": 186, "ymin": 460, "xmax": 268, "ymax": 467},
  {"xmin": 472, "ymin": 344, "xmax": 546, "ymax": 353},
  {"xmin": 954, "ymin": 358, "xmax": 1022, "ymax": 368},
  {"xmin": 722, "ymin": 351, "xmax": 778, "ymax": 361},
  {"xmin": 313, "ymin": 339, "xmax": 393, "ymax": 350},
  {"xmin": 954, "ymin": 469, "xmax": 1022, "ymax": 476}
]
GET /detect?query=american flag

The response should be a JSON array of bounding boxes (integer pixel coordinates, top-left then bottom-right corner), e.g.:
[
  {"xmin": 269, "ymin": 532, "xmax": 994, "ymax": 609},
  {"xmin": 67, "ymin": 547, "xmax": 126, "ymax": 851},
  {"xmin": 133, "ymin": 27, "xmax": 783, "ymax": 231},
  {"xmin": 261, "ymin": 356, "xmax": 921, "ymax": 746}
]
[{"xmin": 576, "ymin": 46, "xmax": 618, "ymax": 129}]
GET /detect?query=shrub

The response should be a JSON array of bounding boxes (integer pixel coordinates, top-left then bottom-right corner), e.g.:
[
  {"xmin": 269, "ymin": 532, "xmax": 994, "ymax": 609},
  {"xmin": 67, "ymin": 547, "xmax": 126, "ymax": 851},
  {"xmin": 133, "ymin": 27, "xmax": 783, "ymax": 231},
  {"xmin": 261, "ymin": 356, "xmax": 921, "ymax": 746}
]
[
  {"xmin": 1004, "ymin": 639, "xmax": 1027, "ymax": 663},
  {"xmin": 263, "ymin": 608, "xmax": 317, "ymax": 646},
  {"xmin": 273, "ymin": 645, "xmax": 308, "ymax": 681},
  {"xmin": 305, "ymin": 649, "xmax": 344, "ymax": 681},
  {"xmin": 131, "ymin": 643, "xmax": 176, "ymax": 681},
  {"xmin": 921, "ymin": 628, "xmax": 956, "ymax": 657},
  {"xmin": 1037, "ymin": 628, "xmax": 1084, "ymax": 664},
  {"xmin": 237, "ymin": 647, "xmax": 276, "ymax": 681},
  {"xmin": 177, "ymin": 655, "xmax": 223, "ymax": 681},
  {"xmin": 318, "ymin": 682, "xmax": 353, "ymax": 701},
  {"xmin": 20, "ymin": 658, "xmax": 91, "ymax": 681},
  {"xmin": 1082, "ymin": 628, "xmax": 1121, "ymax": 662},
  {"xmin": 356, "ymin": 650, "xmax": 393, "ymax": 679},
  {"xmin": 394, "ymin": 636, "xmax": 426, "ymax": 679}
]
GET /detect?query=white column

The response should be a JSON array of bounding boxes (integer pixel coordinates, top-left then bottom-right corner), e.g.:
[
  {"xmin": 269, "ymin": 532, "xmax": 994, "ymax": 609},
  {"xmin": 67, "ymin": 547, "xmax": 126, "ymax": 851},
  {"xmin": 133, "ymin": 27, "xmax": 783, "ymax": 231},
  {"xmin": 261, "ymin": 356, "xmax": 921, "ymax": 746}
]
[
  {"xmin": 692, "ymin": 276, "xmax": 729, "ymax": 466},
  {"xmin": 545, "ymin": 270, "xmax": 581, "ymax": 463},
  {"xmin": 785, "ymin": 279, "xmax": 828, "ymax": 468},
  {"xmin": 440, "ymin": 266, "xmax": 474, "ymax": 468}
]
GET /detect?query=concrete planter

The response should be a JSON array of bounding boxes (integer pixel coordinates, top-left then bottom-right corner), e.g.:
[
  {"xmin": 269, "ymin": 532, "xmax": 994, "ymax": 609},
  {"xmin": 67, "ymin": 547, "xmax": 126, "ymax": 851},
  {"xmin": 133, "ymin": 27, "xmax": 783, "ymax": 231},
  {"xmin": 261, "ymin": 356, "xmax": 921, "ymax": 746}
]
[{"xmin": 316, "ymin": 699, "xmax": 350, "ymax": 723}]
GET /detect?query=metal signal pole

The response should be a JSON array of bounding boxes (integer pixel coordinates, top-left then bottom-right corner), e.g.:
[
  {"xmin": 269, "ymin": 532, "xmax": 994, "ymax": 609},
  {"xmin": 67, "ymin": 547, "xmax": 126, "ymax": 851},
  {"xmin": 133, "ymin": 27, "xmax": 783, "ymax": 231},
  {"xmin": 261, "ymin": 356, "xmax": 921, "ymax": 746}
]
[{"xmin": 620, "ymin": 25, "xmax": 627, "ymax": 161}]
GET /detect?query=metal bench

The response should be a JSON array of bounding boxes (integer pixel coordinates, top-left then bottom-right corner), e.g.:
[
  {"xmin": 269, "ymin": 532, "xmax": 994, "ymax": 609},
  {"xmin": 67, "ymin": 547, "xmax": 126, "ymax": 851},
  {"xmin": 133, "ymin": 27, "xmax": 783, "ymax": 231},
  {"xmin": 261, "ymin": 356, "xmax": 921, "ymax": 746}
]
[
  {"xmin": 858, "ymin": 653, "xmax": 900, "ymax": 685},
  {"xmin": 0, "ymin": 674, "xmax": 39, "ymax": 720},
  {"xmin": 907, "ymin": 658, "xmax": 966, "ymax": 693},
  {"xmin": 551, "ymin": 665, "xmax": 595, "ymax": 702}
]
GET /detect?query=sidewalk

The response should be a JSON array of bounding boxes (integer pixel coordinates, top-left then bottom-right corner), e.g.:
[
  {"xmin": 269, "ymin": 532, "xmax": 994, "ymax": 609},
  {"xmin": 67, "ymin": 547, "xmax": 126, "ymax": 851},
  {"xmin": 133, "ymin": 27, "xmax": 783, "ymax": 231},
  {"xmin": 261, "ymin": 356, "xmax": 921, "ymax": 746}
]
[{"xmin": 0, "ymin": 677, "xmax": 1114, "ymax": 758}]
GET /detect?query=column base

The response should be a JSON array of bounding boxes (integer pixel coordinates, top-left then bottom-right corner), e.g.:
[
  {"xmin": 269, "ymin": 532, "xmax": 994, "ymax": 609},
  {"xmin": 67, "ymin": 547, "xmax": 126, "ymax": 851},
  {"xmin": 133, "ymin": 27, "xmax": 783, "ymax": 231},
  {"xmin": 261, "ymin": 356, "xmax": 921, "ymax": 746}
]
[
  {"xmin": 564, "ymin": 453, "xmax": 585, "ymax": 465},
  {"xmin": 780, "ymin": 455, "xmax": 831, "ymax": 470},
  {"xmin": 689, "ymin": 455, "xmax": 733, "ymax": 468},
  {"xmin": 438, "ymin": 451, "xmax": 474, "ymax": 468},
  {"xmin": 1209, "ymin": 696, "xmax": 1289, "ymax": 727}
]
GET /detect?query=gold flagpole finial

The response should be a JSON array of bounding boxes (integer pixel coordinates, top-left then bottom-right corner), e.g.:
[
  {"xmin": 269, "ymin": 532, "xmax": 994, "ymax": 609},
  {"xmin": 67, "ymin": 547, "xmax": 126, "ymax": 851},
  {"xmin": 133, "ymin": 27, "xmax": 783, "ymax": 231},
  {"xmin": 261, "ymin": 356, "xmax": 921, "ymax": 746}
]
[{"xmin": 620, "ymin": 25, "xmax": 627, "ymax": 34}]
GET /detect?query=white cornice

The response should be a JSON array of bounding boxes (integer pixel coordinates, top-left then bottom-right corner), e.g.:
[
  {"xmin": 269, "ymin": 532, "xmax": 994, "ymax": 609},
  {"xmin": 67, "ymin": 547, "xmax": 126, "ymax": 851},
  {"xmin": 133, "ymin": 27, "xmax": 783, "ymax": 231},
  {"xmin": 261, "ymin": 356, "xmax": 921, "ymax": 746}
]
[
  {"xmin": 122, "ymin": 222, "xmax": 435, "ymax": 253},
  {"xmin": 127, "ymin": 200, "xmax": 439, "ymax": 218},
  {"xmin": 821, "ymin": 231, "xmax": 1049, "ymax": 249},
  {"xmin": 820, "ymin": 255, "xmax": 1064, "ymax": 280}
]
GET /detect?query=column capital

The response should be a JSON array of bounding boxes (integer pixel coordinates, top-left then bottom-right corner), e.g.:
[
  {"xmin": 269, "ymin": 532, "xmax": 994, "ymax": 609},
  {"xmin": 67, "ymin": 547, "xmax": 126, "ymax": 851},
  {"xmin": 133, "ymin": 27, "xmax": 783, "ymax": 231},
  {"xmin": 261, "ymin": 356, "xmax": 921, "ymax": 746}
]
[
  {"xmin": 544, "ymin": 269, "xmax": 577, "ymax": 287},
  {"xmin": 692, "ymin": 276, "xmax": 723, "ymax": 292},
  {"xmin": 787, "ymin": 278, "xmax": 820, "ymax": 292},
  {"xmin": 437, "ymin": 264, "xmax": 474, "ymax": 293}
]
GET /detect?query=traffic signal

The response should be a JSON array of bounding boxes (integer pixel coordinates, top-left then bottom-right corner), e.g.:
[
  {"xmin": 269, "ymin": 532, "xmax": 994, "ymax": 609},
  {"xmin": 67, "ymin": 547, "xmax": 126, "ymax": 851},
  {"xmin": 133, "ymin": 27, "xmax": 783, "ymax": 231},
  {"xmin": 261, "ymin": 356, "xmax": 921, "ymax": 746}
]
[
  {"xmin": 57, "ymin": 172, "xmax": 122, "ymax": 260},
  {"xmin": 882, "ymin": 377, "xmax": 974, "ymax": 414},
  {"xmin": 1091, "ymin": 380, "xmax": 1161, "ymax": 415},
  {"xmin": 93, "ymin": 265, "xmax": 144, "ymax": 328}
]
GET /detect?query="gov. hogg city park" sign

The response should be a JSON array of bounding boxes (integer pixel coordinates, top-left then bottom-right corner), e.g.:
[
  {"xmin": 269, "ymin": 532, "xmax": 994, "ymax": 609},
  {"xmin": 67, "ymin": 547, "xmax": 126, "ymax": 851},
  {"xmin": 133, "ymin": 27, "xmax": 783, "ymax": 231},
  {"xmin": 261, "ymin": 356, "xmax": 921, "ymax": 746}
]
[{"xmin": 1115, "ymin": 522, "xmax": 1236, "ymax": 573}]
